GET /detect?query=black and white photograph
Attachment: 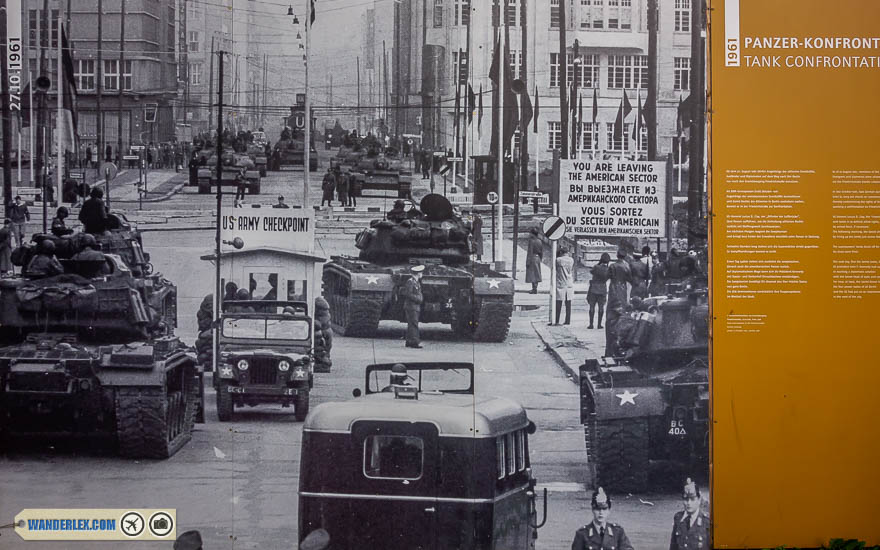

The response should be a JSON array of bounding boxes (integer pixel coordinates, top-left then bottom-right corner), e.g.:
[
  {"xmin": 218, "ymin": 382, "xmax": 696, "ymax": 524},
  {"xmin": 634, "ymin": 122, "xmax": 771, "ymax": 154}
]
[{"xmin": 0, "ymin": 0, "xmax": 708, "ymax": 548}]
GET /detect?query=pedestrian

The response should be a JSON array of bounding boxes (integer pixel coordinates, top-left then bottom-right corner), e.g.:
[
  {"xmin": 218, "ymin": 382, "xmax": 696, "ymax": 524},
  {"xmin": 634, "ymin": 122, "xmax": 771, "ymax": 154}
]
[
  {"xmin": 51, "ymin": 207, "xmax": 74, "ymax": 237},
  {"xmin": 421, "ymin": 150, "xmax": 432, "ymax": 179},
  {"xmin": 472, "ymin": 212, "xmax": 484, "ymax": 261},
  {"xmin": 525, "ymin": 227, "xmax": 543, "ymax": 294},
  {"xmin": 273, "ymin": 195, "xmax": 290, "ymax": 208},
  {"xmin": 347, "ymin": 172, "xmax": 358, "ymax": 207},
  {"xmin": 669, "ymin": 479, "xmax": 710, "ymax": 550},
  {"xmin": 321, "ymin": 168, "xmax": 337, "ymax": 207},
  {"xmin": 79, "ymin": 187, "xmax": 109, "ymax": 234},
  {"xmin": 552, "ymin": 247, "xmax": 574, "ymax": 326},
  {"xmin": 401, "ymin": 264, "xmax": 425, "ymax": 348},
  {"xmin": 336, "ymin": 169, "xmax": 349, "ymax": 206},
  {"xmin": 0, "ymin": 220, "xmax": 13, "ymax": 276},
  {"xmin": 587, "ymin": 252, "xmax": 611, "ymax": 329},
  {"xmin": 147, "ymin": 144, "xmax": 154, "ymax": 169},
  {"xmin": 105, "ymin": 144, "xmax": 113, "ymax": 162},
  {"xmin": 648, "ymin": 251, "xmax": 665, "ymax": 296},
  {"xmin": 605, "ymin": 249, "xmax": 632, "ymax": 356},
  {"xmin": 630, "ymin": 249, "xmax": 650, "ymax": 299},
  {"xmin": 188, "ymin": 152, "xmax": 199, "ymax": 187},
  {"xmin": 571, "ymin": 487, "xmax": 634, "ymax": 550},
  {"xmin": 86, "ymin": 146, "xmax": 94, "ymax": 169},
  {"xmin": 234, "ymin": 170, "xmax": 247, "ymax": 203},
  {"xmin": 413, "ymin": 146, "xmax": 422, "ymax": 173},
  {"xmin": 8, "ymin": 196, "xmax": 30, "ymax": 247}
]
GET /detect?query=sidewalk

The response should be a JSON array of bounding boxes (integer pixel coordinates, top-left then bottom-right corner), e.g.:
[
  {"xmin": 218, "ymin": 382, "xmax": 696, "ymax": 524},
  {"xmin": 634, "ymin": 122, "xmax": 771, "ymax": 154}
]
[
  {"xmin": 531, "ymin": 304, "xmax": 607, "ymax": 381},
  {"xmin": 108, "ymin": 169, "xmax": 186, "ymax": 202}
]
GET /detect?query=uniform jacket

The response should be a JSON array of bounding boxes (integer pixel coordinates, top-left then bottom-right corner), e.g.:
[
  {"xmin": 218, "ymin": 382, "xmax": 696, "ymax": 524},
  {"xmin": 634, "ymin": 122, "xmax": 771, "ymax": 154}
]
[
  {"xmin": 400, "ymin": 277, "xmax": 423, "ymax": 308},
  {"xmin": 571, "ymin": 522, "xmax": 633, "ymax": 550},
  {"xmin": 589, "ymin": 263, "xmax": 610, "ymax": 296},
  {"xmin": 629, "ymin": 259, "xmax": 649, "ymax": 298},
  {"xmin": 79, "ymin": 197, "xmax": 108, "ymax": 233},
  {"xmin": 669, "ymin": 510, "xmax": 710, "ymax": 550},
  {"xmin": 26, "ymin": 254, "xmax": 64, "ymax": 277},
  {"xmin": 525, "ymin": 236, "xmax": 544, "ymax": 283}
]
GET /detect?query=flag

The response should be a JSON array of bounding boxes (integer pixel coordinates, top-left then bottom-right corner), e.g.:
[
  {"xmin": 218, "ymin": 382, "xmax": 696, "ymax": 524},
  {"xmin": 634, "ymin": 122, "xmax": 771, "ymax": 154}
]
[
  {"xmin": 59, "ymin": 24, "xmax": 78, "ymax": 153},
  {"xmin": 310, "ymin": 0, "xmax": 316, "ymax": 26},
  {"xmin": 577, "ymin": 93, "xmax": 583, "ymax": 153},
  {"xmin": 468, "ymin": 84, "xmax": 476, "ymax": 125},
  {"xmin": 453, "ymin": 83, "xmax": 462, "ymax": 154},
  {"xmin": 632, "ymin": 91, "xmax": 644, "ymax": 142},
  {"xmin": 488, "ymin": 33, "xmax": 519, "ymax": 158},
  {"xmin": 478, "ymin": 83, "xmax": 484, "ymax": 137},
  {"xmin": 592, "ymin": 88, "xmax": 598, "ymax": 125},
  {"xmin": 613, "ymin": 90, "xmax": 632, "ymax": 145},
  {"xmin": 533, "ymin": 85, "xmax": 539, "ymax": 134},
  {"xmin": 677, "ymin": 94, "xmax": 691, "ymax": 137},
  {"xmin": 520, "ymin": 85, "xmax": 533, "ymax": 132}
]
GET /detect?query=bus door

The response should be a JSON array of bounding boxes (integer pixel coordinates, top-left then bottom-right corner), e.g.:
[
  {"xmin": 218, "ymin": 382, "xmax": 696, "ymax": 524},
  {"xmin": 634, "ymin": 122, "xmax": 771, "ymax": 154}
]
[{"xmin": 351, "ymin": 420, "xmax": 439, "ymax": 550}]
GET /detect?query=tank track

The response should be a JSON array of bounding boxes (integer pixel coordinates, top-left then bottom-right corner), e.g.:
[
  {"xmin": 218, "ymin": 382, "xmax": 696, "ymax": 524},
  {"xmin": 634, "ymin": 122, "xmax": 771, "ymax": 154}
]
[
  {"xmin": 585, "ymin": 417, "xmax": 649, "ymax": 493},
  {"xmin": 116, "ymin": 369, "xmax": 197, "ymax": 459},
  {"xmin": 334, "ymin": 292, "xmax": 383, "ymax": 337},
  {"xmin": 472, "ymin": 296, "xmax": 513, "ymax": 342}
]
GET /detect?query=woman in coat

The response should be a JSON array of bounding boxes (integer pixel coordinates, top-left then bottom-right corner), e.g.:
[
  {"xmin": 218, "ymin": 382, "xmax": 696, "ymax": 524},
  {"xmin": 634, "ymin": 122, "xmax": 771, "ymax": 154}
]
[{"xmin": 525, "ymin": 227, "xmax": 543, "ymax": 293}]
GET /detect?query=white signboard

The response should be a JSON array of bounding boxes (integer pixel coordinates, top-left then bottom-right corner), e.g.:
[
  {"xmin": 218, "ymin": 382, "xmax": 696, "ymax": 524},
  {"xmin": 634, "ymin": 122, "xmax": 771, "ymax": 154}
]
[
  {"xmin": 559, "ymin": 159, "xmax": 666, "ymax": 238},
  {"xmin": 220, "ymin": 208, "xmax": 315, "ymax": 253}
]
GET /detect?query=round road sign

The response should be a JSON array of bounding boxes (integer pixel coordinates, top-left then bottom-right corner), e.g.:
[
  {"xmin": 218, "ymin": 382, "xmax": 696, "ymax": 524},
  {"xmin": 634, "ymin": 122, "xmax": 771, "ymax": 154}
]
[
  {"xmin": 407, "ymin": 139, "xmax": 414, "ymax": 145},
  {"xmin": 542, "ymin": 216, "xmax": 566, "ymax": 241},
  {"xmin": 487, "ymin": 191, "xmax": 499, "ymax": 205},
  {"xmin": 101, "ymin": 162, "xmax": 118, "ymax": 181}
]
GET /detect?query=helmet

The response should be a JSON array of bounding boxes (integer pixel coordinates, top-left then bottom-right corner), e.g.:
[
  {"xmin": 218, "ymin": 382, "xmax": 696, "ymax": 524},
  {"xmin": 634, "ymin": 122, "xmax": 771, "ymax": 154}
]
[
  {"xmin": 80, "ymin": 233, "xmax": 97, "ymax": 249},
  {"xmin": 39, "ymin": 239, "xmax": 56, "ymax": 254},
  {"xmin": 390, "ymin": 363, "xmax": 408, "ymax": 385},
  {"xmin": 235, "ymin": 288, "xmax": 251, "ymax": 300}
]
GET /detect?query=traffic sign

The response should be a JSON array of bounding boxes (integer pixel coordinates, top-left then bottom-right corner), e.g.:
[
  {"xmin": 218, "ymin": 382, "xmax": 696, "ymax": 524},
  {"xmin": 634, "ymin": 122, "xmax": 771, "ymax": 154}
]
[
  {"xmin": 122, "ymin": 155, "xmax": 140, "ymax": 160},
  {"xmin": 542, "ymin": 216, "xmax": 566, "ymax": 241},
  {"xmin": 407, "ymin": 139, "xmax": 414, "ymax": 145},
  {"xmin": 447, "ymin": 156, "xmax": 463, "ymax": 162},
  {"xmin": 130, "ymin": 145, "xmax": 145, "ymax": 151},
  {"xmin": 69, "ymin": 172, "xmax": 85, "ymax": 181},
  {"xmin": 101, "ymin": 162, "xmax": 118, "ymax": 181},
  {"xmin": 438, "ymin": 164, "xmax": 451, "ymax": 176},
  {"xmin": 487, "ymin": 191, "xmax": 499, "ymax": 205},
  {"xmin": 520, "ymin": 191, "xmax": 543, "ymax": 198}
]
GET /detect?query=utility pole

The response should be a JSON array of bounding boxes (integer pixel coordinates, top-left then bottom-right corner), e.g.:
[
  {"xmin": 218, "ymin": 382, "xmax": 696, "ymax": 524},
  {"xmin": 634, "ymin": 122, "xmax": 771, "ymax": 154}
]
[
  {"xmin": 512, "ymin": 0, "xmax": 529, "ymax": 280},
  {"xmin": 117, "ymin": 0, "xmax": 126, "ymax": 176},
  {"xmin": 382, "ymin": 41, "xmax": 388, "ymax": 130},
  {"xmin": 208, "ymin": 36, "xmax": 215, "ymax": 131},
  {"xmin": 356, "ymin": 56, "xmax": 360, "ymax": 135},
  {"xmin": 1, "ymin": 6, "xmax": 13, "ymax": 211},
  {"xmin": 97, "ymin": 0, "xmax": 103, "ymax": 164},
  {"xmin": 687, "ymin": 0, "xmax": 706, "ymax": 247},
  {"xmin": 393, "ymin": 0, "xmax": 400, "ymax": 138},
  {"xmin": 35, "ymin": 0, "xmax": 48, "ymax": 203},
  {"xmin": 558, "ymin": 0, "xmax": 568, "ymax": 161},
  {"xmin": 303, "ymin": 0, "xmax": 311, "ymax": 207},
  {"xmin": 646, "ymin": 0, "xmax": 658, "ymax": 160},
  {"xmin": 212, "ymin": 49, "xmax": 225, "ymax": 397}
]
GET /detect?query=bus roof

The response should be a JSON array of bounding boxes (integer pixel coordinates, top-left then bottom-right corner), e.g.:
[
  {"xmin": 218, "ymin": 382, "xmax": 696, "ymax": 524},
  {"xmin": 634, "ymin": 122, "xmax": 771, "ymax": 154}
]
[{"xmin": 304, "ymin": 392, "xmax": 529, "ymax": 438}]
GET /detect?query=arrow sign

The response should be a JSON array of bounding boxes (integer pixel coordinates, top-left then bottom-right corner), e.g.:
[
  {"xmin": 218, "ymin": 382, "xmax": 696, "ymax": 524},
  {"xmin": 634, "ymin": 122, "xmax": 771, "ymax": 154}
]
[
  {"xmin": 542, "ymin": 215, "xmax": 566, "ymax": 241},
  {"xmin": 487, "ymin": 191, "xmax": 499, "ymax": 205}
]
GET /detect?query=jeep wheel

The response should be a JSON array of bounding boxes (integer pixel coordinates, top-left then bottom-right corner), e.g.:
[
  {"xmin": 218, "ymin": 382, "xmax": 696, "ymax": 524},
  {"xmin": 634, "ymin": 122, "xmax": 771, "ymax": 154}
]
[
  {"xmin": 294, "ymin": 392, "xmax": 310, "ymax": 422},
  {"xmin": 216, "ymin": 383, "xmax": 234, "ymax": 422}
]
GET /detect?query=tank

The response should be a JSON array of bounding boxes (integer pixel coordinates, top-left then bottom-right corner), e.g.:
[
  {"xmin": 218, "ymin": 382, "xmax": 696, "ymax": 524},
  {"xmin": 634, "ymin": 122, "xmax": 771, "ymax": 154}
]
[
  {"xmin": 197, "ymin": 151, "xmax": 261, "ymax": 195},
  {"xmin": 270, "ymin": 136, "xmax": 318, "ymax": 172},
  {"xmin": 349, "ymin": 154, "xmax": 412, "ymax": 199},
  {"xmin": 323, "ymin": 194, "xmax": 514, "ymax": 342},
  {"xmin": 579, "ymin": 275, "xmax": 709, "ymax": 493},
  {"xmin": 0, "ymin": 221, "xmax": 201, "ymax": 458}
]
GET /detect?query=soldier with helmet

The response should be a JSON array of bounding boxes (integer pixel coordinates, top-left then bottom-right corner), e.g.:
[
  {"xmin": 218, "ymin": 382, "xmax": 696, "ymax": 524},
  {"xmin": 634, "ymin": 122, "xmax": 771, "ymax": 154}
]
[
  {"xmin": 571, "ymin": 487, "xmax": 634, "ymax": 550},
  {"xmin": 25, "ymin": 240, "xmax": 64, "ymax": 278},
  {"xmin": 669, "ymin": 478, "xmax": 710, "ymax": 550},
  {"xmin": 400, "ymin": 264, "xmax": 425, "ymax": 348}
]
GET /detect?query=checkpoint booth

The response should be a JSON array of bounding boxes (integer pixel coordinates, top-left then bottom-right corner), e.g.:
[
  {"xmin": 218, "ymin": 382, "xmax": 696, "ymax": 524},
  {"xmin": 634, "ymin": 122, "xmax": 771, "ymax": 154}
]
[{"xmin": 201, "ymin": 205, "xmax": 325, "ymax": 312}]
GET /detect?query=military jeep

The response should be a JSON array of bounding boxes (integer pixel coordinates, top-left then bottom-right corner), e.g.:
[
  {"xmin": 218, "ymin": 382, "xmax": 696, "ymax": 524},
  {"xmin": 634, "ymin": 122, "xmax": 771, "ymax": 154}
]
[{"xmin": 213, "ymin": 300, "xmax": 314, "ymax": 421}]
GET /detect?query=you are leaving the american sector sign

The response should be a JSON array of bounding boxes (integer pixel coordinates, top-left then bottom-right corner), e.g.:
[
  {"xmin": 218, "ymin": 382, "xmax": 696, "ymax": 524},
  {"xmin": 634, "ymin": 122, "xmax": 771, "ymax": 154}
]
[{"xmin": 559, "ymin": 159, "xmax": 667, "ymax": 238}]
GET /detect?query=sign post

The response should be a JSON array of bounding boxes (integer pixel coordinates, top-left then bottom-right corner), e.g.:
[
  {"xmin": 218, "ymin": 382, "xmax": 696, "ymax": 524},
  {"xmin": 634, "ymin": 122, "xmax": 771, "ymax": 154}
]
[
  {"xmin": 542, "ymin": 215, "xmax": 566, "ymax": 324},
  {"xmin": 487, "ymin": 191, "xmax": 499, "ymax": 263}
]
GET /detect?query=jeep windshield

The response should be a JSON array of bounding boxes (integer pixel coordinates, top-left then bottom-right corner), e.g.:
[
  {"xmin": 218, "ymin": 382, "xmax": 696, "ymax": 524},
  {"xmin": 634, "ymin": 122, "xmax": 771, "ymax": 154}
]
[{"xmin": 222, "ymin": 317, "xmax": 310, "ymax": 341}]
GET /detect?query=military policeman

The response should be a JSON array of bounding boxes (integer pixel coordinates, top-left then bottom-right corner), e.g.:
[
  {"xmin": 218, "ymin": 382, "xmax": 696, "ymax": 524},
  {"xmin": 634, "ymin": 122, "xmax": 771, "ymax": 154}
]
[
  {"xmin": 401, "ymin": 264, "xmax": 424, "ymax": 348},
  {"xmin": 669, "ymin": 478, "xmax": 710, "ymax": 550},
  {"xmin": 571, "ymin": 487, "xmax": 634, "ymax": 550}
]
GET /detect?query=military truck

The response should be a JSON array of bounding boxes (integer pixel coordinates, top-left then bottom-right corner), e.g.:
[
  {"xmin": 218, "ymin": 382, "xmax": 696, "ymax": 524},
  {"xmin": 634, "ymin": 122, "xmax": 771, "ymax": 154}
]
[
  {"xmin": 579, "ymin": 279, "xmax": 709, "ymax": 492},
  {"xmin": 197, "ymin": 152, "xmax": 261, "ymax": 195},
  {"xmin": 322, "ymin": 194, "xmax": 514, "ymax": 342},
  {"xmin": 0, "ymin": 218, "xmax": 202, "ymax": 458},
  {"xmin": 247, "ymin": 144, "xmax": 269, "ymax": 177}
]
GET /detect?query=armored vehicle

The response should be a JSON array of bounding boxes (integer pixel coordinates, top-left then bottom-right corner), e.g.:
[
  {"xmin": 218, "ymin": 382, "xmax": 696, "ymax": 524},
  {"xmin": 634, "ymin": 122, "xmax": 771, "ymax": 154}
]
[
  {"xmin": 322, "ymin": 194, "xmax": 514, "ymax": 342},
  {"xmin": 197, "ymin": 152, "xmax": 261, "ymax": 195},
  {"xmin": 0, "ymin": 220, "xmax": 201, "ymax": 458},
  {"xmin": 247, "ymin": 144, "xmax": 269, "ymax": 177},
  {"xmin": 299, "ymin": 362, "xmax": 546, "ymax": 549},
  {"xmin": 579, "ymin": 279, "xmax": 709, "ymax": 492},
  {"xmin": 269, "ymin": 138, "xmax": 318, "ymax": 172},
  {"xmin": 349, "ymin": 154, "xmax": 412, "ymax": 199}
]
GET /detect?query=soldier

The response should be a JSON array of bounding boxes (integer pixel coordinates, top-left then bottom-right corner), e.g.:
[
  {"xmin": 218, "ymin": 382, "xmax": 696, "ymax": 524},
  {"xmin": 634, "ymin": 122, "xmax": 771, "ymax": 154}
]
[
  {"xmin": 79, "ymin": 187, "xmax": 109, "ymax": 234},
  {"xmin": 387, "ymin": 200, "xmax": 407, "ymax": 223},
  {"xmin": 587, "ymin": 252, "xmax": 611, "ymax": 329},
  {"xmin": 51, "ymin": 207, "xmax": 74, "ymax": 237},
  {"xmin": 273, "ymin": 195, "xmax": 290, "ymax": 209},
  {"xmin": 669, "ymin": 478, "xmax": 710, "ymax": 550},
  {"xmin": 629, "ymin": 250, "xmax": 649, "ymax": 299},
  {"xmin": 336, "ymin": 169, "xmax": 350, "ymax": 206},
  {"xmin": 25, "ymin": 240, "xmax": 64, "ymax": 278},
  {"xmin": 321, "ymin": 168, "xmax": 337, "ymax": 207},
  {"xmin": 400, "ymin": 264, "xmax": 425, "ymax": 348},
  {"xmin": 571, "ymin": 487, "xmax": 633, "ymax": 550},
  {"xmin": 605, "ymin": 250, "xmax": 632, "ymax": 356},
  {"xmin": 526, "ymin": 227, "xmax": 543, "ymax": 294},
  {"xmin": 472, "ymin": 212, "xmax": 484, "ymax": 261}
]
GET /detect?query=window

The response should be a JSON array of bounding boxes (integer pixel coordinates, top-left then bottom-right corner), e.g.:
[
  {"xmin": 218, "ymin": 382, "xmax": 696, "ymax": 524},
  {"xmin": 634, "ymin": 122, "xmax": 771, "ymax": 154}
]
[
  {"xmin": 433, "ymin": 0, "xmax": 443, "ymax": 28},
  {"xmin": 550, "ymin": 53, "xmax": 561, "ymax": 88},
  {"xmin": 607, "ymin": 55, "xmax": 648, "ymax": 89},
  {"xmin": 674, "ymin": 57, "xmax": 690, "ymax": 91},
  {"xmin": 515, "ymin": 431, "xmax": 525, "ymax": 472},
  {"xmin": 189, "ymin": 63, "xmax": 202, "ymax": 86},
  {"xmin": 550, "ymin": 0, "xmax": 560, "ymax": 28},
  {"xmin": 505, "ymin": 433, "xmax": 515, "ymax": 475},
  {"xmin": 496, "ymin": 438, "xmax": 506, "ymax": 479},
  {"xmin": 636, "ymin": 124, "xmax": 648, "ymax": 153},
  {"xmin": 675, "ymin": 0, "xmax": 691, "ymax": 32},
  {"xmin": 553, "ymin": 53, "xmax": 599, "ymax": 88},
  {"xmin": 122, "ymin": 60, "xmax": 133, "ymax": 91},
  {"xmin": 74, "ymin": 59, "xmax": 96, "ymax": 91},
  {"xmin": 505, "ymin": 0, "xmax": 520, "ymax": 27},
  {"xmin": 509, "ymin": 49, "xmax": 522, "ymax": 81},
  {"xmin": 364, "ymin": 435, "xmax": 424, "ymax": 480},
  {"xmin": 452, "ymin": 51, "xmax": 468, "ymax": 85},
  {"xmin": 548, "ymin": 121, "xmax": 562, "ymax": 150},
  {"xmin": 581, "ymin": 0, "xmax": 630, "ymax": 30},
  {"xmin": 606, "ymin": 122, "xmax": 631, "ymax": 152},
  {"xmin": 104, "ymin": 60, "xmax": 133, "ymax": 91},
  {"xmin": 188, "ymin": 31, "xmax": 200, "ymax": 53},
  {"xmin": 576, "ymin": 122, "xmax": 599, "ymax": 152},
  {"xmin": 28, "ymin": 9, "xmax": 60, "ymax": 48},
  {"xmin": 454, "ymin": 0, "xmax": 470, "ymax": 26}
]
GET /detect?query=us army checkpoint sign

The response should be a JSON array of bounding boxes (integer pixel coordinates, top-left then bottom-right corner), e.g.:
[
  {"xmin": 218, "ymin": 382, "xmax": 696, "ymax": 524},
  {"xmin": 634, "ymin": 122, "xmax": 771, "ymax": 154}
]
[
  {"xmin": 558, "ymin": 159, "xmax": 666, "ymax": 238},
  {"xmin": 220, "ymin": 207, "xmax": 315, "ymax": 253}
]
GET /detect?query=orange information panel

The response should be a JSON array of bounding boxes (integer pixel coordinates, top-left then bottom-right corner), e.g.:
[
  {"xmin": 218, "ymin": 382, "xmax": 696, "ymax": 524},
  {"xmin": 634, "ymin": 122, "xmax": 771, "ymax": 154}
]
[{"xmin": 711, "ymin": 0, "xmax": 880, "ymax": 546}]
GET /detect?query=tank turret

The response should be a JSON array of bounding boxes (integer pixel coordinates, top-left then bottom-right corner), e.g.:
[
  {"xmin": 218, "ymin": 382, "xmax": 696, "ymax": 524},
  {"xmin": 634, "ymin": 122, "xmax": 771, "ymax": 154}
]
[{"xmin": 355, "ymin": 194, "xmax": 471, "ymax": 264}]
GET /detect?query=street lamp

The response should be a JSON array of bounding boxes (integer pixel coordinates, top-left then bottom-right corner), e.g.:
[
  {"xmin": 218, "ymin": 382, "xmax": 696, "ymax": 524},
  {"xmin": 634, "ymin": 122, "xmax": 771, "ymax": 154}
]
[{"xmin": 286, "ymin": 2, "xmax": 310, "ymax": 207}]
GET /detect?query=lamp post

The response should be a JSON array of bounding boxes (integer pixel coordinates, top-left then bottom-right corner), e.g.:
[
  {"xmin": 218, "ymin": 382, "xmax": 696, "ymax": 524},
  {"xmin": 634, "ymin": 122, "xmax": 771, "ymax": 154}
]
[{"xmin": 287, "ymin": 5, "xmax": 308, "ymax": 206}]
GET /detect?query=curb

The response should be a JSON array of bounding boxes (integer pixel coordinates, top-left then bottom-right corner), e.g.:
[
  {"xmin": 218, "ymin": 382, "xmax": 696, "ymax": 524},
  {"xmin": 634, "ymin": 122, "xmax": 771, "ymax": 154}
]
[
  {"xmin": 531, "ymin": 321, "xmax": 583, "ymax": 383},
  {"xmin": 112, "ymin": 182, "xmax": 187, "ymax": 204}
]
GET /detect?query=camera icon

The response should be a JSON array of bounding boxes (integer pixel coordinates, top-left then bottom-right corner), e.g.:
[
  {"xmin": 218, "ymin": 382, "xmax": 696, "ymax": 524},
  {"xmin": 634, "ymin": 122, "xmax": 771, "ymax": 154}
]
[{"xmin": 148, "ymin": 512, "xmax": 174, "ymax": 538}]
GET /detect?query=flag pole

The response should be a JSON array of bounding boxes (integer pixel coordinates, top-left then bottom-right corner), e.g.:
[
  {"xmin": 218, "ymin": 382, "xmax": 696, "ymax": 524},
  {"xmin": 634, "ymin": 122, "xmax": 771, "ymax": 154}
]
[
  {"xmin": 29, "ymin": 75, "xmax": 34, "ymax": 184},
  {"xmin": 496, "ymin": 28, "xmax": 504, "ymax": 267},
  {"xmin": 56, "ymin": 16, "xmax": 63, "ymax": 205}
]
